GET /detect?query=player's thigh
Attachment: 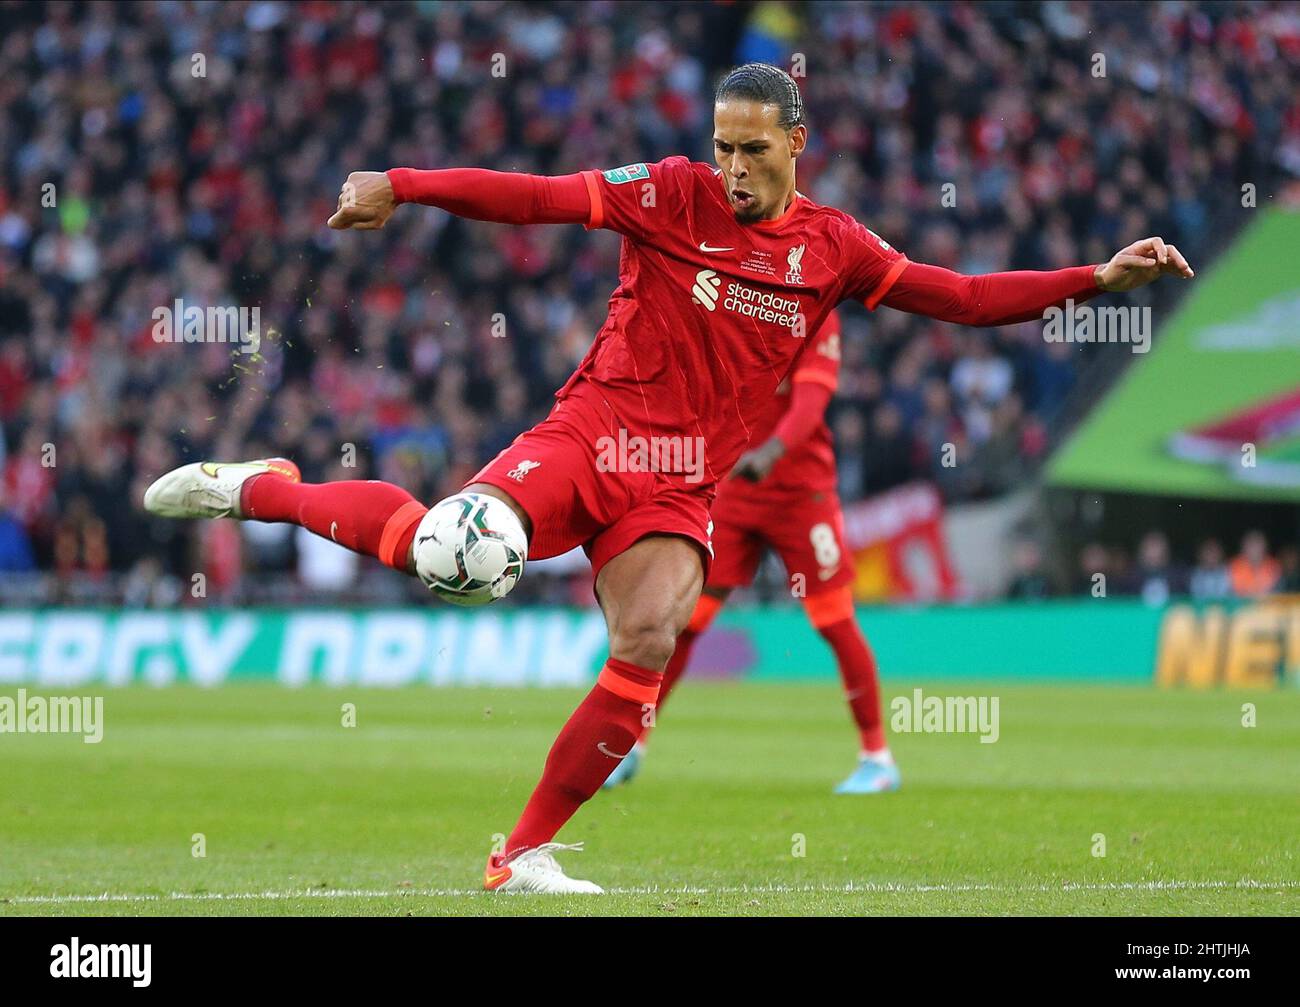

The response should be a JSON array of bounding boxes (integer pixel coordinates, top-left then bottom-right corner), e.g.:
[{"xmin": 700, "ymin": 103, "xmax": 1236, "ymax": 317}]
[{"xmin": 595, "ymin": 534, "xmax": 704, "ymax": 669}]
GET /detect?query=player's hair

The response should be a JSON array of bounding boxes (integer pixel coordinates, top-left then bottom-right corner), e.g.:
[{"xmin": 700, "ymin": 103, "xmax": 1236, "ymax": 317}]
[{"xmin": 715, "ymin": 63, "xmax": 806, "ymax": 130}]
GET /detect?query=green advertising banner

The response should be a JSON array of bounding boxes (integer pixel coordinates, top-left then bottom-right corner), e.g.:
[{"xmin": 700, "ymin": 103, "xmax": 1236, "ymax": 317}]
[
  {"xmin": 1048, "ymin": 210, "xmax": 1300, "ymax": 501},
  {"xmin": 2, "ymin": 602, "xmax": 1293, "ymax": 688},
  {"xmin": 0, "ymin": 609, "xmax": 610, "ymax": 688}
]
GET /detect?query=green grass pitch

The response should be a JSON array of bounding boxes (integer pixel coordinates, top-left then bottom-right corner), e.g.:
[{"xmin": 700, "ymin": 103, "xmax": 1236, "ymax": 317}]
[{"xmin": 2, "ymin": 683, "xmax": 1297, "ymax": 916}]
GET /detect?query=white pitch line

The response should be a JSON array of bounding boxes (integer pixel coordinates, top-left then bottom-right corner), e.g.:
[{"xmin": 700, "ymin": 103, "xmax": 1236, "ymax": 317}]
[{"xmin": 5, "ymin": 879, "xmax": 1299, "ymax": 906}]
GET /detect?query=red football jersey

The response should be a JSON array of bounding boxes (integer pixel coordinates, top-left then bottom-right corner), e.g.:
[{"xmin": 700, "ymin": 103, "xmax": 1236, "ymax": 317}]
[
  {"xmin": 556, "ymin": 157, "xmax": 906, "ymax": 487},
  {"xmin": 749, "ymin": 308, "xmax": 841, "ymax": 495}
]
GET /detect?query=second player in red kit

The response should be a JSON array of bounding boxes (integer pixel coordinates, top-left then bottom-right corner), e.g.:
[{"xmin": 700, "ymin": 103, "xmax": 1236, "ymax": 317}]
[{"xmin": 602, "ymin": 309, "xmax": 900, "ymax": 794}]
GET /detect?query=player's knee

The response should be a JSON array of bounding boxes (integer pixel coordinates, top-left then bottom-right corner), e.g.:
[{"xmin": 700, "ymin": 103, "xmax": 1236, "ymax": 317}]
[
  {"xmin": 803, "ymin": 586, "xmax": 855, "ymax": 631},
  {"xmin": 609, "ymin": 619, "xmax": 679, "ymax": 671}
]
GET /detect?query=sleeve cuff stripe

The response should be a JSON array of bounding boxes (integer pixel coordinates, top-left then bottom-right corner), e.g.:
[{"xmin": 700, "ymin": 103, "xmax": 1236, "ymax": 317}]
[
  {"xmin": 582, "ymin": 170, "xmax": 604, "ymax": 230},
  {"xmin": 864, "ymin": 256, "xmax": 910, "ymax": 310},
  {"xmin": 792, "ymin": 370, "xmax": 837, "ymax": 390}
]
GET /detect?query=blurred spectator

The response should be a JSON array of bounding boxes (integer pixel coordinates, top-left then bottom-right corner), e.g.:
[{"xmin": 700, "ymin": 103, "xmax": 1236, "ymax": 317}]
[
  {"xmin": 862, "ymin": 401, "xmax": 915, "ymax": 494},
  {"xmin": 832, "ymin": 408, "xmax": 867, "ymax": 501},
  {"xmin": 122, "ymin": 556, "xmax": 184, "ymax": 608},
  {"xmin": 1189, "ymin": 538, "xmax": 1232, "ymax": 601},
  {"xmin": 971, "ymin": 393, "xmax": 1031, "ymax": 497},
  {"xmin": 1075, "ymin": 541, "xmax": 1112, "ymax": 596},
  {"xmin": 294, "ymin": 526, "xmax": 359, "ymax": 594},
  {"xmin": 1126, "ymin": 531, "xmax": 1186, "ymax": 606},
  {"xmin": 1230, "ymin": 530, "xmax": 1281, "ymax": 597},
  {"xmin": 1006, "ymin": 539, "xmax": 1051, "ymax": 600},
  {"xmin": 0, "ymin": 483, "xmax": 35, "ymax": 572},
  {"xmin": 1279, "ymin": 545, "xmax": 1300, "ymax": 593}
]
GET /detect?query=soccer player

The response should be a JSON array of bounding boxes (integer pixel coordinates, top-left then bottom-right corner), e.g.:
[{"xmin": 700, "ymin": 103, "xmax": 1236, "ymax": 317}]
[
  {"xmin": 600, "ymin": 308, "xmax": 901, "ymax": 794},
  {"xmin": 143, "ymin": 63, "xmax": 1193, "ymax": 893}
]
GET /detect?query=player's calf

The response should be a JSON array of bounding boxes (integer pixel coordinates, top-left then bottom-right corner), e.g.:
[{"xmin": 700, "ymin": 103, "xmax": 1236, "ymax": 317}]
[{"xmin": 142, "ymin": 457, "xmax": 434, "ymax": 574}]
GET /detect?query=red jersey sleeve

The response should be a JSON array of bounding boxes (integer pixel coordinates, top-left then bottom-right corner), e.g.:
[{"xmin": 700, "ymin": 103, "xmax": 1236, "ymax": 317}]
[
  {"xmin": 581, "ymin": 157, "xmax": 693, "ymax": 240},
  {"xmin": 792, "ymin": 309, "xmax": 842, "ymax": 392},
  {"xmin": 771, "ymin": 311, "xmax": 841, "ymax": 452},
  {"xmin": 837, "ymin": 217, "xmax": 911, "ymax": 310}
]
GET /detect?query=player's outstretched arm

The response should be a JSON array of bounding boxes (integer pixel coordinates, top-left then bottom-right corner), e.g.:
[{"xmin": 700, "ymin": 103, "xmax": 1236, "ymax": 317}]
[
  {"xmin": 879, "ymin": 237, "xmax": 1194, "ymax": 327},
  {"xmin": 327, "ymin": 168, "xmax": 591, "ymax": 230}
]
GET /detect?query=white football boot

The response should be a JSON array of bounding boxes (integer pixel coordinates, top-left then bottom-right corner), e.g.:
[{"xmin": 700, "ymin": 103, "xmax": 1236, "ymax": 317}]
[
  {"xmin": 483, "ymin": 842, "xmax": 604, "ymax": 894},
  {"xmin": 143, "ymin": 458, "xmax": 301, "ymax": 519}
]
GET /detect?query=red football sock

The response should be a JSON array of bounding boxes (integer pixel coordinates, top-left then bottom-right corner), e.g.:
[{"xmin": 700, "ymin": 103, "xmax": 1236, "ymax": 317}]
[
  {"xmin": 240, "ymin": 476, "xmax": 427, "ymax": 571},
  {"xmin": 505, "ymin": 658, "xmax": 661, "ymax": 857},
  {"xmin": 818, "ymin": 617, "xmax": 887, "ymax": 753}
]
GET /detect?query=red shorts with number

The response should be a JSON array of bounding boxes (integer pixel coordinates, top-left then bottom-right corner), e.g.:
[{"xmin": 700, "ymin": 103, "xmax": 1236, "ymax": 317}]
[
  {"xmin": 707, "ymin": 479, "xmax": 853, "ymax": 596},
  {"xmin": 468, "ymin": 378, "xmax": 715, "ymax": 581}
]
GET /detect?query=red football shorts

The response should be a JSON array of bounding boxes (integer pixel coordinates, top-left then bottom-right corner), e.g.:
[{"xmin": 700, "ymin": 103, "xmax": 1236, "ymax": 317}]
[
  {"xmin": 707, "ymin": 478, "xmax": 854, "ymax": 596},
  {"xmin": 469, "ymin": 378, "xmax": 715, "ymax": 581}
]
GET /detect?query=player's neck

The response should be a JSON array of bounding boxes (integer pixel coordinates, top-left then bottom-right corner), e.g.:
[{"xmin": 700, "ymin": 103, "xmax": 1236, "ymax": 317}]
[{"xmin": 759, "ymin": 185, "xmax": 797, "ymax": 223}]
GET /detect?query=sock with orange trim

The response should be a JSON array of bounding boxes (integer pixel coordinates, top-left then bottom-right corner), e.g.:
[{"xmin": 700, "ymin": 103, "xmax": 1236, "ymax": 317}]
[
  {"xmin": 240, "ymin": 477, "xmax": 427, "ymax": 571},
  {"xmin": 505, "ymin": 657, "xmax": 660, "ymax": 856},
  {"xmin": 818, "ymin": 617, "xmax": 886, "ymax": 753},
  {"xmin": 805, "ymin": 588, "xmax": 887, "ymax": 754}
]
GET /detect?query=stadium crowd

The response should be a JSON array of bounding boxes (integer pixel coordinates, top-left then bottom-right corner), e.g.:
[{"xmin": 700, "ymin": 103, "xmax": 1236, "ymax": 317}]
[
  {"xmin": 1, "ymin": 1, "xmax": 1298, "ymax": 602},
  {"xmin": 1007, "ymin": 529, "xmax": 1300, "ymax": 603}
]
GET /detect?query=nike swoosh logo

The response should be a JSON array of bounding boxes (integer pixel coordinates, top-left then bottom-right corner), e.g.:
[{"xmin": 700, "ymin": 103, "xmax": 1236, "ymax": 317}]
[
  {"xmin": 330, "ymin": 521, "xmax": 339, "ymax": 542},
  {"xmin": 201, "ymin": 462, "xmax": 222, "ymax": 478},
  {"xmin": 484, "ymin": 868, "xmax": 510, "ymax": 887},
  {"xmin": 699, "ymin": 242, "xmax": 734, "ymax": 253},
  {"xmin": 597, "ymin": 741, "xmax": 631, "ymax": 759}
]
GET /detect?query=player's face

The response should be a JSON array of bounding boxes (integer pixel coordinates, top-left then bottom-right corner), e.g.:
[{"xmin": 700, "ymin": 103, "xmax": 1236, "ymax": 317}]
[{"xmin": 713, "ymin": 100, "xmax": 806, "ymax": 223}]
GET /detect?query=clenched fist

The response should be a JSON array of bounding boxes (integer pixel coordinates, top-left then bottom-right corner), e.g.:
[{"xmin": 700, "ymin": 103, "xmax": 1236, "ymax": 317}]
[{"xmin": 327, "ymin": 171, "xmax": 397, "ymax": 230}]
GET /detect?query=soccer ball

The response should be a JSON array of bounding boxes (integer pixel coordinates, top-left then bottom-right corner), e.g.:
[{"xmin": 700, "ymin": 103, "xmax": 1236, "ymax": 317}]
[{"xmin": 411, "ymin": 493, "xmax": 528, "ymax": 606}]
